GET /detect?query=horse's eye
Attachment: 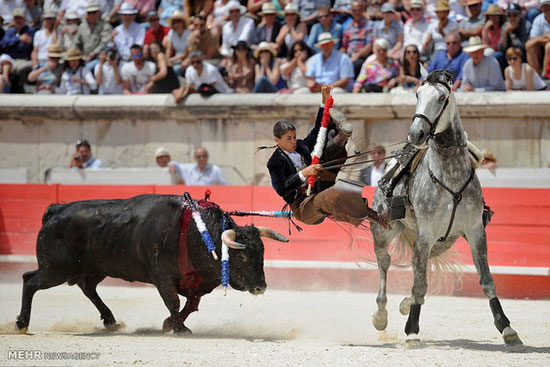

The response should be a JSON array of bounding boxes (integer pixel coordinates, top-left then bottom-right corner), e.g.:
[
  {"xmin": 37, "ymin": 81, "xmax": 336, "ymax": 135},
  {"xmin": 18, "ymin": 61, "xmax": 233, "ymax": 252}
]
[{"xmin": 439, "ymin": 95, "xmax": 445, "ymax": 102}]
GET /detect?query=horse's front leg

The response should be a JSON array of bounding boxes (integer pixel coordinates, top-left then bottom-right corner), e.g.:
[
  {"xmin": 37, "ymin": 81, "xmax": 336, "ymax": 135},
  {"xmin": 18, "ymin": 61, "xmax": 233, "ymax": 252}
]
[
  {"xmin": 464, "ymin": 225, "xmax": 522, "ymax": 345},
  {"xmin": 372, "ymin": 237, "xmax": 391, "ymax": 331},
  {"xmin": 404, "ymin": 237, "xmax": 430, "ymax": 341}
]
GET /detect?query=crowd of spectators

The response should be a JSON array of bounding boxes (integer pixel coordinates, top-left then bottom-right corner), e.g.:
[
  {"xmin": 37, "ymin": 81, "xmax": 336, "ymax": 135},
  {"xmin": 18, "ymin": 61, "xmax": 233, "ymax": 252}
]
[{"xmin": 1, "ymin": 0, "xmax": 549, "ymax": 95}]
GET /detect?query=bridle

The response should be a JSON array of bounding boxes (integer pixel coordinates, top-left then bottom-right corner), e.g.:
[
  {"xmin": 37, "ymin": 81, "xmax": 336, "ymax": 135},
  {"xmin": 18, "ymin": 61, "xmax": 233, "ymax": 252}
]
[
  {"xmin": 412, "ymin": 80, "xmax": 451, "ymax": 139},
  {"xmin": 413, "ymin": 79, "xmax": 474, "ymax": 242}
]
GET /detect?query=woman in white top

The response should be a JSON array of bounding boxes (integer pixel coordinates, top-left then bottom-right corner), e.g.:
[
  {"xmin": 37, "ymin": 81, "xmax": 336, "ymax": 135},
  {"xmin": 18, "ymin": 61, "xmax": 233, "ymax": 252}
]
[
  {"xmin": 57, "ymin": 48, "xmax": 97, "ymax": 94},
  {"xmin": 504, "ymin": 47, "xmax": 546, "ymax": 91},
  {"xmin": 276, "ymin": 3, "xmax": 307, "ymax": 57},
  {"xmin": 163, "ymin": 11, "xmax": 191, "ymax": 74},
  {"xmin": 280, "ymin": 40, "xmax": 312, "ymax": 92}
]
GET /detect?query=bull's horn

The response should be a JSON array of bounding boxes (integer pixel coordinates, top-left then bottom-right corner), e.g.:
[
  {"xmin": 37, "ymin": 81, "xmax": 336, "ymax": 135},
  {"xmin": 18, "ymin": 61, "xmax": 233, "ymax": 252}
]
[
  {"xmin": 221, "ymin": 229, "xmax": 246, "ymax": 250},
  {"xmin": 257, "ymin": 227, "xmax": 289, "ymax": 243}
]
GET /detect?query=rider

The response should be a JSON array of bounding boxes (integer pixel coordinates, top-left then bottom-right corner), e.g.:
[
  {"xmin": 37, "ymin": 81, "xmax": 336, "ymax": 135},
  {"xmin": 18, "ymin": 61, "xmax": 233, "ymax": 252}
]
[{"xmin": 266, "ymin": 85, "xmax": 389, "ymax": 228}]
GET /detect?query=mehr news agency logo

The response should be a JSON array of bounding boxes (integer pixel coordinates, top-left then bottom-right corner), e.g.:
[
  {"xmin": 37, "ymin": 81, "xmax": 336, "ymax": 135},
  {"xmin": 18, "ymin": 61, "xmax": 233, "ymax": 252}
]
[{"xmin": 8, "ymin": 350, "xmax": 100, "ymax": 360}]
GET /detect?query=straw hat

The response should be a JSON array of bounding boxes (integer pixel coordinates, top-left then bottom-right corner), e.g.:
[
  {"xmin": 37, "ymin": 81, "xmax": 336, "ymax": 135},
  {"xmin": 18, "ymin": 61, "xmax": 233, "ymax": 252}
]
[
  {"xmin": 410, "ymin": 0, "xmax": 424, "ymax": 8},
  {"xmin": 225, "ymin": 0, "xmax": 246, "ymax": 15},
  {"xmin": 86, "ymin": 1, "xmax": 101, "ymax": 12},
  {"xmin": 259, "ymin": 2, "xmax": 277, "ymax": 15},
  {"xmin": 12, "ymin": 8, "xmax": 26, "ymax": 18},
  {"xmin": 65, "ymin": 12, "xmax": 80, "ymax": 20},
  {"xmin": 168, "ymin": 10, "xmax": 188, "ymax": 26},
  {"xmin": 461, "ymin": 0, "xmax": 482, "ymax": 6},
  {"xmin": 435, "ymin": 1, "xmax": 450, "ymax": 11},
  {"xmin": 254, "ymin": 41, "xmax": 277, "ymax": 58},
  {"xmin": 284, "ymin": 3, "xmax": 300, "ymax": 14},
  {"xmin": 64, "ymin": 48, "xmax": 83, "ymax": 61},
  {"xmin": 484, "ymin": 4, "xmax": 504, "ymax": 16},
  {"xmin": 314, "ymin": 32, "xmax": 338, "ymax": 48},
  {"xmin": 155, "ymin": 147, "xmax": 170, "ymax": 158},
  {"xmin": 47, "ymin": 44, "xmax": 63, "ymax": 58},
  {"xmin": 541, "ymin": 0, "xmax": 550, "ymax": 7},
  {"xmin": 463, "ymin": 36, "xmax": 488, "ymax": 53},
  {"xmin": 43, "ymin": 10, "xmax": 57, "ymax": 19},
  {"xmin": 118, "ymin": 2, "xmax": 138, "ymax": 15}
]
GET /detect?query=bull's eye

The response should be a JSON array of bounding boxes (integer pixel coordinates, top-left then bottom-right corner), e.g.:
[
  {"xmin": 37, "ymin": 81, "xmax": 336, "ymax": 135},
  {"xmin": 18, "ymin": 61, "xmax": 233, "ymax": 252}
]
[
  {"xmin": 439, "ymin": 95, "xmax": 445, "ymax": 102},
  {"xmin": 237, "ymin": 254, "xmax": 248, "ymax": 263}
]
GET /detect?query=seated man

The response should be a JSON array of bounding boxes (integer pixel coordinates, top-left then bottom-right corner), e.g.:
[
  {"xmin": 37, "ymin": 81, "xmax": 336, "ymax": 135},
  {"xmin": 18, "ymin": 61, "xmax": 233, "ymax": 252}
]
[
  {"xmin": 267, "ymin": 84, "xmax": 388, "ymax": 228},
  {"xmin": 359, "ymin": 145, "xmax": 387, "ymax": 187},
  {"xmin": 460, "ymin": 36, "xmax": 505, "ymax": 91},
  {"xmin": 154, "ymin": 147, "xmax": 185, "ymax": 184},
  {"xmin": 219, "ymin": 1, "xmax": 255, "ymax": 57},
  {"xmin": 428, "ymin": 31, "xmax": 470, "ymax": 89},
  {"xmin": 305, "ymin": 32, "xmax": 354, "ymax": 93},
  {"xmin": 68, "ymin": 139, "xmax": 103, "ymax": 169},
  {"xmin": 180, "ymin": 147, "xmax": 228, "ymax": 186},
  {"xmin": 121, "ymin": 44, "xmax": 156, "ymax": 94},
  {"xmin": 172, "ymin": 50, "xmax": 232, "ymax": 102},
  {"xmin": 0, "ymin": 8, "xmax": 35, "ymax": 86},
  {"xmin": 307, "ymin": 5, "xmax": 343, "ymax": 53}
]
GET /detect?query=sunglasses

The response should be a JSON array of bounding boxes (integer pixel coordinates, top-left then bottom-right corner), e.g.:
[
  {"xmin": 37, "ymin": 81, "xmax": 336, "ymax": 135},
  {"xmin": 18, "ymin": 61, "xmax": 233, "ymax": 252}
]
[
  {"xmin": 195, "ymin": 155, "xmax": 207, "ymax": 158},
  {"xmin": 229, "ymin": 9, "xmax": 241, "ymax": 13},
  {"xmin": 318, "ymin": 14, "xmax": 330, "ymax": 19},
  {"xmin": 131, "ymin": 53, "xmax": 143, "ymax": 59},
  {"xmin": 446, "ymin": 41, "xmax": 460, "ymax": 45},
  {"xmin": 410, "ymin": 8, "xmax": 423, "ymax": 12},
  {"xmin": 507, "ymin": 56, "xmax": 519, "ymax": 61},
  {"xmin": 191, "ymin": 59, "xmax": 201, "ymax": 64},
  {"xmin": 406, "ymin": 50, "xmax": 418, "ymax": 54}
]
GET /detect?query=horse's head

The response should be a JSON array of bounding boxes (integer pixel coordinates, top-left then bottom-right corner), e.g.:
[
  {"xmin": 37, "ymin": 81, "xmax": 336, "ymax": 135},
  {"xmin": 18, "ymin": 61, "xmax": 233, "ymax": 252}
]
[{"xmin": 409, "ymin": 69, "xmax": 454, "ymax": 148}]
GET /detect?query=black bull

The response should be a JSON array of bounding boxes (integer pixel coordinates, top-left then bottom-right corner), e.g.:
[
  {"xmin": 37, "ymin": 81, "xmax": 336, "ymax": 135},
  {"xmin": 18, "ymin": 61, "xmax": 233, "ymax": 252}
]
[{"xmin": 15, "ymin": 194, "xmax": 288, "ymax": 334}]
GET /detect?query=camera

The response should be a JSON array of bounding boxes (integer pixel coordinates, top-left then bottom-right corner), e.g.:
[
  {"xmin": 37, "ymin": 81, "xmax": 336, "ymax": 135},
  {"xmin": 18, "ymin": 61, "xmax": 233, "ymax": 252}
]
[
  {"xmin": 107, "ymin": 49, "xmax": 117, "ymax": 61},
  {"xmin": 74, "ymin": 155, "xmax": 81, "ymax": 162}
]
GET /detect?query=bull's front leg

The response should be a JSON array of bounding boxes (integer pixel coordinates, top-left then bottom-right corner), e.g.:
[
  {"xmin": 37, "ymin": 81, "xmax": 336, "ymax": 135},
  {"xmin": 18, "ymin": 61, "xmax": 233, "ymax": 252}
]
[
  {"xmin": 155, "ymin": 281, "xmax": 189, "ymax": 335},
  {"xmin": 162, "ymin": 296, "xmax": 201, "ymax": 333}
]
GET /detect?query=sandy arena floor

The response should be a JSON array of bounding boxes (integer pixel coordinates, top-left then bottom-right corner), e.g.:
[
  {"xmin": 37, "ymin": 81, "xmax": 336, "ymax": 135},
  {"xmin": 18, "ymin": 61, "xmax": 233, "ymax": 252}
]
[{"xmin": 0, "ymin": 282, "xmax": 549, "ymax": 366}]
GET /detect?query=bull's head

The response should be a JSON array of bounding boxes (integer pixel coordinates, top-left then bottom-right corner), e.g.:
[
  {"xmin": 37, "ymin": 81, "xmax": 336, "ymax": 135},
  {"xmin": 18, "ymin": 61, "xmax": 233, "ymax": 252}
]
[{"xmin": 221, "ymin": 226, "xmax": 288, "ymax": 295}]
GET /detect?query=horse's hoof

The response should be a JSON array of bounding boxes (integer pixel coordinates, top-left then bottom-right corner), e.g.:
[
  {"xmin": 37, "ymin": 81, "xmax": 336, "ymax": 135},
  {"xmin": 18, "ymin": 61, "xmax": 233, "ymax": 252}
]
[
  {"xmin": 162, "ymin": 317, "xmax": 173, "ymax": 333},
  {"xmin": 372, "ymin": 309, "xmax": 388, "ymax": 331},
  {"xmin": 104, "ymin": 323, "xmax": 121, "ymax": 332},
  {"xmin": 502, "ymin": 327, "xmax": 523, "ymax": 346},
  {"xmin": 16, "ymin": 326, "xmax": 28, "ymax": 334},
  {"xmin": 399, "ymin": 297, "xmax": 412, "ymax": 315},
  {"xmin": 405, "ymin": 334, "xmax": 421, "ymax": 347}
]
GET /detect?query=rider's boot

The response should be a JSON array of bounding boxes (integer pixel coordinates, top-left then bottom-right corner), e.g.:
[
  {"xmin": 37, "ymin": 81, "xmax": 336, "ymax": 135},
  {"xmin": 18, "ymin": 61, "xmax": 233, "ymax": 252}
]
[{"xmin": 329, "ymin": 108, "xmax": 353, "ymax": 146}]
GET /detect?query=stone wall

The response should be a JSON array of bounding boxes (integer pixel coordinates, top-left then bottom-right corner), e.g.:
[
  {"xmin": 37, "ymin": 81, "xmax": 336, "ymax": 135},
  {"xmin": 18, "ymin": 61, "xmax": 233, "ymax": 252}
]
[{"xmin": 1, "ymin": 92, "xmax": 549, "ymax": 184}]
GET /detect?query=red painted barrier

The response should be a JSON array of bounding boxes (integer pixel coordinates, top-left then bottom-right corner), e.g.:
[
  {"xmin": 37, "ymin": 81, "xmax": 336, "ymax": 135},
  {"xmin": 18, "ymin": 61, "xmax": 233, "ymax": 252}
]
[{"xmin": 1, "ymin": 184, "xmax": 549, "ymax": 298}]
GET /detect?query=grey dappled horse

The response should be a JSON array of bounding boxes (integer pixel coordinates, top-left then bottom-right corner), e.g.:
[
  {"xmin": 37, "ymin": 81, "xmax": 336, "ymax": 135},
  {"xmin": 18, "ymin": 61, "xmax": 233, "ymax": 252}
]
[{"xmin": 369, "ymin": 70, "xmax": 522, "ymax": 345}]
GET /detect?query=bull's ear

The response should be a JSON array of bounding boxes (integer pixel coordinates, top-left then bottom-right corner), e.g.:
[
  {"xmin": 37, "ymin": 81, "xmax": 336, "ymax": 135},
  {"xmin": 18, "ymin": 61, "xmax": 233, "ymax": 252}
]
[{"xmin": 257, "ymin": 227, "xmax": 289, "ymax": 243}]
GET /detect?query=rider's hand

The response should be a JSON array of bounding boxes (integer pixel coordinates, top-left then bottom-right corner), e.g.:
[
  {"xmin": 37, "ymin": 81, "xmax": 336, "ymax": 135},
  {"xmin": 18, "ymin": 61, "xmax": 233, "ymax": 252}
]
[
  {"xmin": 301, "ymin": 164, "xmax": 322, "ymax": 177},
  {"xmin": 321, "ymin": 84, "xmax": 332, "ymax": 104}
]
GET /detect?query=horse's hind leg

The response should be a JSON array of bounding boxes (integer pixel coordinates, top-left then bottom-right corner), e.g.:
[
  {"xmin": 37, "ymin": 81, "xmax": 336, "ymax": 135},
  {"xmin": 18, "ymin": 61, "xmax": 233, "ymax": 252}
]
[
  {"xmin": 77, "ymin": 275, "xmax": 120, "ymax": 331},
  {"xmin": 464, "ymin": 226, "xmax": 522, "ymax": 345},
  {"xmin": 16, "ymin": 269, "xmax": 67, "ymax": 332},
  {"xmin": 371, "ymin": 237, "xmax": 391, "ymax": 331}
]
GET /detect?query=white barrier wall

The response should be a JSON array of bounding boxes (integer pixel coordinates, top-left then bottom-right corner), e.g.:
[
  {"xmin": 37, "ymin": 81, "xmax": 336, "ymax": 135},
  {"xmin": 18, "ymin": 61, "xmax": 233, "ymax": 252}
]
[{"xmin": 1, "ymin": 93, "xmax": 549, "ymax": 184}]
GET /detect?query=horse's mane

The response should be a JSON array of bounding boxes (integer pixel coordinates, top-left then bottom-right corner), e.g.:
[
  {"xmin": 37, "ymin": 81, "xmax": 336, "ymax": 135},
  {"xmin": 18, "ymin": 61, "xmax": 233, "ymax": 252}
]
[{"xmin": 425, "ymin": 69, "xmax": 455, "ymax": 87}]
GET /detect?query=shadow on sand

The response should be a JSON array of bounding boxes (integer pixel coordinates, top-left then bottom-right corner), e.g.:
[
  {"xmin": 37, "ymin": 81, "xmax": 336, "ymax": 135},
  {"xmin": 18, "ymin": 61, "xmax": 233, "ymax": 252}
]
[{"xmin": 344, "ymin": 339, "xmax": 550, "ymax": 354}]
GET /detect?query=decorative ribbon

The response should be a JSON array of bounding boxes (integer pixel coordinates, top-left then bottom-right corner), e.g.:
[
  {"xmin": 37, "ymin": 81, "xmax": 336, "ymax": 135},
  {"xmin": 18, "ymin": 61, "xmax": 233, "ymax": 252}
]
[
  {"xmin": 227, "ymin": 210, "xmax": 294, "ymax": 218},
  {"xmin": 221, "ymin": 214, "xmax": 230, "ymax": 295},
  {"xmin": 183, "ymin": 192, "xmax": 218, "ymax": 260},
  {"xmin": 307, "ymin": 95, "xmax": 334, "ymax": 195}
]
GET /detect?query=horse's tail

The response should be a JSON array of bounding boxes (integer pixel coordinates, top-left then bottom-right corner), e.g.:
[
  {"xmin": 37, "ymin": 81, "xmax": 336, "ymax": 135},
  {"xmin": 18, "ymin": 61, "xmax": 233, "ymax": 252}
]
[{"xmin": 389, "ymin": 229, "xmax": 464, "ymax": 295}]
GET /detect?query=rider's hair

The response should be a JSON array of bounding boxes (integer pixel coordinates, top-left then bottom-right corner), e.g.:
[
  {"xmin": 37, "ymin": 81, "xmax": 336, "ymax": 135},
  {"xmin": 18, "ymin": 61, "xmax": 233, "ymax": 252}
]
[{"xmin": 273, "ymin": 120, "xmax": 296, "ymax": 138}]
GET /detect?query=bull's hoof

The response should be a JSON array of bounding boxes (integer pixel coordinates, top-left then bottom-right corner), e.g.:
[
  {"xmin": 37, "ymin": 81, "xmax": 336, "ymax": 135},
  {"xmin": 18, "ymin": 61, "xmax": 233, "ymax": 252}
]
[
  {"xmin": 173, "ymin": 326, "xmax": 192, "ymax": 336},
  {"xmin": 104, "ymin": 323, "xmax": 121, "ymax": 332},
  {"xmin": 15, "ymin": 316, "xmax": 28, "ymax": 333},
  {"xmin": 162, "ymin": 317, "xmax": 173, "ymax": 333},
  {"xmin": 502, "ymin": 327, "xmax": 523, "ymax": 346},
  {"xmin": 399, "ymin": 297, "xmax": 412, "ymax": 315},
  {"xmin": 372, "ymin": 309, "xmax": 388, "ymax": 331}
]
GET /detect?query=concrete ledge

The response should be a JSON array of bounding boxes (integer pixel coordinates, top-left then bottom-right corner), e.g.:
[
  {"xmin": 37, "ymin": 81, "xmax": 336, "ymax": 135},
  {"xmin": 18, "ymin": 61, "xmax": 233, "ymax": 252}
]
[{"xmin": 1, "ymin": 92, "xmax": 549, "ymax": 121}]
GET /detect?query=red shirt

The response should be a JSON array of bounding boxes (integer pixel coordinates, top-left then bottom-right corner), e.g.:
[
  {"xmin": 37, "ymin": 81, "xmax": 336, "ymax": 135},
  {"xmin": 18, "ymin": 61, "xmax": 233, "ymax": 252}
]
[{"xmin": 144, "ymin": 25, "xmax": 170, "ymax": 45}]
